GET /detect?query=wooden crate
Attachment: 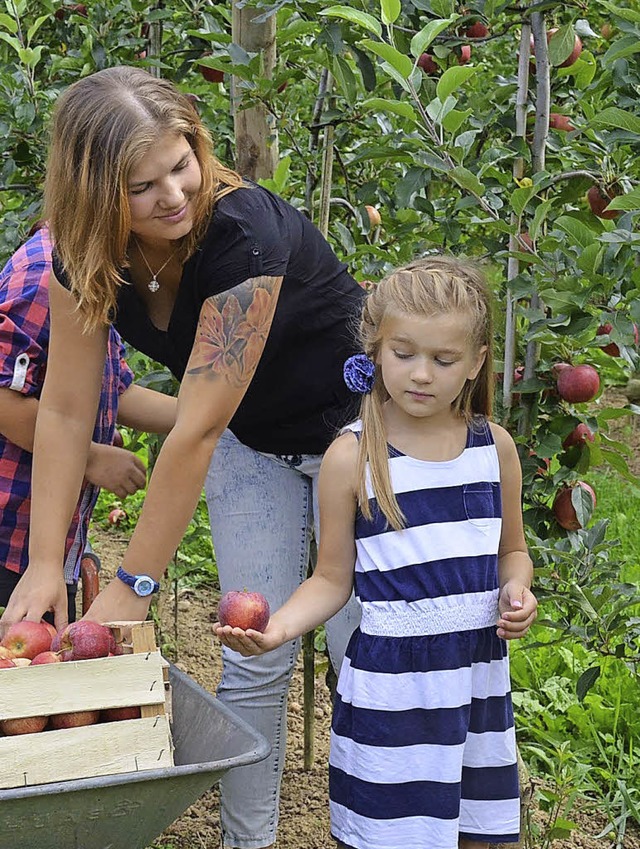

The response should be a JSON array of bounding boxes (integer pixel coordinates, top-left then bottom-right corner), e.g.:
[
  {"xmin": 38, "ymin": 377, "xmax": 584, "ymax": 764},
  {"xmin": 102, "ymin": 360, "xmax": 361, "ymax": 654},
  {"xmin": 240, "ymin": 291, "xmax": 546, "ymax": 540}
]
[{"xmin": 0, "ymin": 621, "xmax": 174, "ymax": 789}]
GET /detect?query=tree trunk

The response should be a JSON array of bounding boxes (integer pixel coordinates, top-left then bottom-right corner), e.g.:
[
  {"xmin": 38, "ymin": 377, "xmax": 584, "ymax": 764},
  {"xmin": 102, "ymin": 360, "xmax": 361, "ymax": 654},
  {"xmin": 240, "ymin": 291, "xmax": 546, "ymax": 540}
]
[{"xmin": 231, "ymin": 1, "xmax": 278, "ymax": 180}]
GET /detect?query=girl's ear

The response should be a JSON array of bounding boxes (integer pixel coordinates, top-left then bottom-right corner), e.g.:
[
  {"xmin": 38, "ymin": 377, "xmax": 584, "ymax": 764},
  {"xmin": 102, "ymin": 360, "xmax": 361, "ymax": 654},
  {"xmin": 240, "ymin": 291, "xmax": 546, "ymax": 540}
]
[{"xmin": 468, "ymin": 344, "xmax": 488, "ymax": 380}]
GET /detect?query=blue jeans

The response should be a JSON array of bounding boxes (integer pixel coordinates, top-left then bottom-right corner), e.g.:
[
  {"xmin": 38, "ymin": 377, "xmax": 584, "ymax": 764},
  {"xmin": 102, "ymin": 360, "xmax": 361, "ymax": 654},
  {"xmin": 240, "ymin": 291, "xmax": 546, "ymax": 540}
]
[{"xmin": 205, "ymin": 429, "xmax": 361, "ymax": 849}]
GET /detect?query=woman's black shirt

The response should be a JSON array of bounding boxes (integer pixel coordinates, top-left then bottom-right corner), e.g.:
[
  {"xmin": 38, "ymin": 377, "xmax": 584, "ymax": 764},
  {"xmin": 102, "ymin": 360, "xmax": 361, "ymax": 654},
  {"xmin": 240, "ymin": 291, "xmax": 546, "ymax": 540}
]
[{"xmin": 53, "ymin": 184, "xmax": 365, "ymax": 454}]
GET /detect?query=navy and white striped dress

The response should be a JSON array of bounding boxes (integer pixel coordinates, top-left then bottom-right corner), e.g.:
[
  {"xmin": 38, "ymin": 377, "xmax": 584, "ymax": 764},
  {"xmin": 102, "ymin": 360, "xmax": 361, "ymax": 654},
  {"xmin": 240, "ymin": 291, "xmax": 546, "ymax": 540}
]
[{"xmin": 330, "ymin": 417, "xmax": 520, "ymax": 849}]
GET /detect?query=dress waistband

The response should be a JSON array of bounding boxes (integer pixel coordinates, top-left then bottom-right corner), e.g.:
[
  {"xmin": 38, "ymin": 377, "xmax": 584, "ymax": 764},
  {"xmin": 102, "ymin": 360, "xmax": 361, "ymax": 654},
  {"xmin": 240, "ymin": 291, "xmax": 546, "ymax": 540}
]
[{"xmin": 358, "ymin": 589, "xmax": 499, "ymax": 637}]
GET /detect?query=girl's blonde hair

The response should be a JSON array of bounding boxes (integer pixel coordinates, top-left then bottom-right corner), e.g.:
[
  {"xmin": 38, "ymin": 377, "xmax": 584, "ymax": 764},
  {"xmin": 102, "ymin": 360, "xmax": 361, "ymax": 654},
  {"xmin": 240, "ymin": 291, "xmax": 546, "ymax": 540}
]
[
  {"xmin": 356, "ymin": 255, "xmax": 494, "ymax": 530},
  {"xmin": 44, "ymin": 65, "xmax": 244, "ymax": 330}
]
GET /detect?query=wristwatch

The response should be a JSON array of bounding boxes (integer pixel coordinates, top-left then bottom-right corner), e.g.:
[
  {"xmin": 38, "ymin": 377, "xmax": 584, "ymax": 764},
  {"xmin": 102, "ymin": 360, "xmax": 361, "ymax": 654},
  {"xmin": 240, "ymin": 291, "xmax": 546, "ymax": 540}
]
[{"xmin": 116, "ymin": 566, "xmax": 160, "ymax": 597}]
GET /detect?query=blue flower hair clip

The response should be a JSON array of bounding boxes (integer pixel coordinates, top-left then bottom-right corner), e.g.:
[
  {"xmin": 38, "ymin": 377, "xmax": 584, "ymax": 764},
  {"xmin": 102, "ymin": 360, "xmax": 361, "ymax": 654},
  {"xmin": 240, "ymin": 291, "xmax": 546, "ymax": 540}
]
[{"xmin": 343, "ymin": 353, "xmax": 376, "ymax": 394}]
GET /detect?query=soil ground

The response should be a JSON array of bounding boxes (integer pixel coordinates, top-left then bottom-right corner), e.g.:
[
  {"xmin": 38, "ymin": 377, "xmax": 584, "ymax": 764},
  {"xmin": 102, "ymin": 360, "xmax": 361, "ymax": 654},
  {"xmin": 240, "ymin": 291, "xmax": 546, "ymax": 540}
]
[{"xmin": 88, "ymin": 387, "xmax": 640, "ymax": 849}]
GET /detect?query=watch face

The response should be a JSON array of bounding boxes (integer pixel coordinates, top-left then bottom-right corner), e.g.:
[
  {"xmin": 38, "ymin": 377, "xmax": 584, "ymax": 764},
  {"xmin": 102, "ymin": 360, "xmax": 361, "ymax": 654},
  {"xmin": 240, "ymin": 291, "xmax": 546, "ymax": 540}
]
[{"xmin": 133, "ymin": 576, "xmax": 155, "ymax": 597}]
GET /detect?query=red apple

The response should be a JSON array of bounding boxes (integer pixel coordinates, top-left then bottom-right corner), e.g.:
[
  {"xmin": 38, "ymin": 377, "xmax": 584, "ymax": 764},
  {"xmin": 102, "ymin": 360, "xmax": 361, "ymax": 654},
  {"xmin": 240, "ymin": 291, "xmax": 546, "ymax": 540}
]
[
  {"xmin": 514, "ymin": 365, "xmax": 525, "ymax": 383},
  {"xmin": 198, "ymin": 59, "xmax": 224, "ymax": 83},
  {"xmin": 458, "ymin": 44, "xmax": 472, "ymax": 64},
  {"xmin": 562, "ymin": 423, "xmax": 594, "ymax": 449},
  {"xmin": 218, "ymin": 590, "xmax": 270, "ymax": 632},
  {"xmin": 556, "ymin": 364, "xmax": 600, "ymax": 403},
  {"xmin": 108, "ymin": 507, "xmax": 127, "ymax": 526},
  {"xmin": 531, "ymin": 29, "xmax": 582, "ymax": 67},
  {"xmin": 587, "ymin": 185, "xmax": 620, "ymax": 220},
  {"xmin": 49, "ymin": 709, "xmax": 100, "ymax": 730},
  {"xmin": 55, "ymin": 620, "xmax": 113, "ymax": 661},
  {"xmin": 0, "ymin": 620, "xmax": 53, "ymax": 659},
  {"xmin": 41, "ymin": 620, "xmax": 58, "ymax": 643},
  {"xmin": 101, "ymin": 706, "xmax": 142, "ymax": 722},
  {"xmin": 0, "ymin": 657, "xmax": 16, "ymax": 668},
  {"xmin": 519, "ymin": 232, "xmax": 534, "ymax": 252},
  {"xmin": 464, "ymin": 21, "xmax": 488, "ymax": 39},
  {"xmin": 0, "ymin": 646, "xmax": 15, "ymax": 659},
  {"xmin": 600, "ymin": 23, "xmax": 614, "ymax": 40},
  {"xmin": 551, "ymin": 362, "xmax": 572, "ymax": 378},
  {"xmin": 553, "ymin": 482, "xmax": 596, "ymax": 531},
  {"xmin": 0, "ymin": 716, "xmax": 48, "ymax": 735},
  {"xmin": 31, "ymin": 651, "xmax": 63, "ymax": 665},
  {"xmin": 417, "ymin": 53, "xmax": 439, "ymax": 75},
  {"xmin": 549, "ymin": 113, "xmax": 574, "ymax": 132},
  {"xmin": 365, "ymin": 205, "xmax": 381, "ymax": 228}
]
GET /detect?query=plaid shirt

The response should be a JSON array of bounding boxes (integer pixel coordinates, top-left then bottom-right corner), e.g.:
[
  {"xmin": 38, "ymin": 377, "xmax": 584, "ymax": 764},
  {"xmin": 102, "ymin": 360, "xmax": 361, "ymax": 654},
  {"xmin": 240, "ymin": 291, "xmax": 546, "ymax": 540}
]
[{"xmin": 0, "ymin": 228, "xmax": 133, "ymax": 581}]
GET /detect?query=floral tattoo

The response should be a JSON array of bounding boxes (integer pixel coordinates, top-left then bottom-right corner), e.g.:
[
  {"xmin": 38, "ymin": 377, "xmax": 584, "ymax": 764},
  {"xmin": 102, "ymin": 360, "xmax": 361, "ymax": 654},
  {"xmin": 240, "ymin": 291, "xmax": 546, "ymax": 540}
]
[{"xmin": 186, "ymin": 276, "xmax": 281, "ymax": 389}]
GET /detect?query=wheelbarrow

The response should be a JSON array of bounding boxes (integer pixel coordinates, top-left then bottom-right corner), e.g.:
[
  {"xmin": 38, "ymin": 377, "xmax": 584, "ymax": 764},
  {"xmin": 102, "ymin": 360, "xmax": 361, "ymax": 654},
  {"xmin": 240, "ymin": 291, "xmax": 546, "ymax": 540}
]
[
  {"xmin": 0, "ymin": 550, "xmax": 271, "ymax": 849},
  {"xmin": 0, "ymin": 664, "xmax": 271, "ymax": 849}
]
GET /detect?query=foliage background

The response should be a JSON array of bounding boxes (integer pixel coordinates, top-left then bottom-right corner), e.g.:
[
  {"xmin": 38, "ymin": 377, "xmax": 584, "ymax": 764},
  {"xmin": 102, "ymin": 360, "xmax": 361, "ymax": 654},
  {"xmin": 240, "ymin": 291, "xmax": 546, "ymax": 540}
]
[{"xmin": 1, "ymin": 0, "xmax": 639, "ymax": 843}]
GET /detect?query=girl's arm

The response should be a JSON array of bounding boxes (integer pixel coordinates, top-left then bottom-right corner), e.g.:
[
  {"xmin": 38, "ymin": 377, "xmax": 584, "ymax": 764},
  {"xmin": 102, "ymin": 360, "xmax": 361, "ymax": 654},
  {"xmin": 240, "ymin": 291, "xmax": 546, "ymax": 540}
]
[
  {"xmin": 115, "ymin": 383, "xmax": 177, "ymax": 435},
  {"xmin": 0, "ymin": 274, "xmax": 109, "ymax": 633},
  {"xmin": 80, "ymin": 275, "xmax": 284, "ymax": 626},
  {"xmin": 491, "ymin": 422, "xmax": 538, "ymax": 640},
  {"xmin": 213, "ymin": 431, "xmax": 359, "ymax": 656}
]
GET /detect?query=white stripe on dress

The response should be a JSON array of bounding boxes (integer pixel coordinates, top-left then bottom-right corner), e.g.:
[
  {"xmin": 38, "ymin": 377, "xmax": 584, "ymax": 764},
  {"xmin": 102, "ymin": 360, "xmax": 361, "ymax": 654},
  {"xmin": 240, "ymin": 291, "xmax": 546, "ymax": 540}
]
[
  {"xmin": 337, "ymin": 655, "xmax": 512, "ymax": 712},
  {"xmin": 356, "ymin": 520, "xmax": 502, "ymax": 571},
  {"xmin": 358, "ymin": 589, "xmax": 499, "ymax": 636},
  {"xmin": 331, "ymin": 802, "xmax": 459, "ymax": 849}
]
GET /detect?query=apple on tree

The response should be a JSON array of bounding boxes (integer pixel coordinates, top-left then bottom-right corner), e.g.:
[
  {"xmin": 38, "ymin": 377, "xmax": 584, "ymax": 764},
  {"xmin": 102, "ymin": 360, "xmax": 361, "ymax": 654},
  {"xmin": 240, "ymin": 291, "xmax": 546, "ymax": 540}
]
[
  {"xmin": 417, "ymin": 53, "xmax": 439, "ymax": 75},
  {"xmin": 596, "ymin": 322, "xmax": 639, "ymax": 356},
  {"xmin": 553, "ymin": 482, "xmax": 596, "ymax": 531},
  {"xmin": 587, "ymin": 185, "xmax": 620, "ymax": 220},
  {"xmin": 365, "ymin": 205, "xmax": 381, "ymax": 228},
  {"xmin": 562, "ymin": 423, "xmax": 594, "ymax": 450},
  {"xmin": 556, "ymin": 364, "xmax": 600, "ymax": 404},
  {"xmin": 530, "ymin": 28, "xmax": 582, "ymax": 67},
  {"xmin": 218, "ymin": 589, "xmax": 270, "ymax": 632},
  {"xmin": 464, "ymin": 21, "xmax": 489, "ymax": 39},
  {"xmin": 549, "ymin": 113, "xmax": 574, "ymax": 132}
]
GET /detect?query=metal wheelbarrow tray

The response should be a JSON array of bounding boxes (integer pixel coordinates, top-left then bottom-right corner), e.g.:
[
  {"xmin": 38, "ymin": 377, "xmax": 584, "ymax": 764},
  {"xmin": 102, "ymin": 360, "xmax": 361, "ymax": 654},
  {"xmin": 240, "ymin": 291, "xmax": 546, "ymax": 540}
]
[{"xmin": 0, "ymin": 665, "xmax": 270, "ymax": 849}]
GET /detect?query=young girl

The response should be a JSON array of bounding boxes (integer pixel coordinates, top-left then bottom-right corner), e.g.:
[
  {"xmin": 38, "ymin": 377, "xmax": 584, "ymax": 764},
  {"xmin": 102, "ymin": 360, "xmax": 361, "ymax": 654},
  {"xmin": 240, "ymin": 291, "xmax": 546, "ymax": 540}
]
[{"xmin": 215, "ymin": 255, "xmax": 538, "ymax": 849}]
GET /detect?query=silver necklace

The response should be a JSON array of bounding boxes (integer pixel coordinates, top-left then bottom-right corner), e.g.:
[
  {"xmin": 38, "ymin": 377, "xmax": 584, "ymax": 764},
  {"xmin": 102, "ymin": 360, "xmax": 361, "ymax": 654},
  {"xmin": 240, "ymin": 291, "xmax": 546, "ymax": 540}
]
[{"xmin": 133, "ymin": 236, "xmax": 179, "ymax": 293}]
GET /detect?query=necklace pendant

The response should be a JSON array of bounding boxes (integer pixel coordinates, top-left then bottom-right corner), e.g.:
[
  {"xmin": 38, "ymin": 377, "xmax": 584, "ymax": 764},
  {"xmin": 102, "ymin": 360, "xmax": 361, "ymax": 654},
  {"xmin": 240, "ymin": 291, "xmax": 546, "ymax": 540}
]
[{"xmin": 148, "ymin": 277, "xmax": 160, "ymax": 293}]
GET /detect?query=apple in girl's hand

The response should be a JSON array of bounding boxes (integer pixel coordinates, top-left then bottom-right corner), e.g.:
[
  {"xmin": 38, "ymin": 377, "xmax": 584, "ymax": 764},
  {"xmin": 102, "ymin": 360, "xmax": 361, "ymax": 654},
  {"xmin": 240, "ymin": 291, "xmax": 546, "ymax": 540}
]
[
  {"xmin": 218, "ymin": 590, "xmax": 270, "ymax": 632},
  {"xmin": 0, "ymin": 620, "xmax": 53, "ymax": 659}
]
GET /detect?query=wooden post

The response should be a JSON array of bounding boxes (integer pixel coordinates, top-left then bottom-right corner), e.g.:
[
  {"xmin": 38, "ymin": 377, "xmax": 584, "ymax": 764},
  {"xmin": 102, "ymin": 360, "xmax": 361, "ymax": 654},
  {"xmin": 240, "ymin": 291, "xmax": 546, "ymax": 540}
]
[{"xmin": 231, "ymin": 1, "xmax": 278, "ymax": 180}]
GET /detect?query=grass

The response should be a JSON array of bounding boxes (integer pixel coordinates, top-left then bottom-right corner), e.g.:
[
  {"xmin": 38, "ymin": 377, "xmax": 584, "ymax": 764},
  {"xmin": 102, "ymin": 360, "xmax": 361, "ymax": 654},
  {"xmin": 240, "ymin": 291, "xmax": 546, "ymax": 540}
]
[{"xmin": 590, "ymin": 469, "xmax": 640, "ymax": 584}]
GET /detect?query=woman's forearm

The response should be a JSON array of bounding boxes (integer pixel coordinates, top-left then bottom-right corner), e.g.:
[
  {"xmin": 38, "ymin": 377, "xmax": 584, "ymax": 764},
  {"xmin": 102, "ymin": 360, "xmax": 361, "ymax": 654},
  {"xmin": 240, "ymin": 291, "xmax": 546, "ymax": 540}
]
[{"xmin": 119, "ymin": 425, "xmax": 219, "ymax": 580}]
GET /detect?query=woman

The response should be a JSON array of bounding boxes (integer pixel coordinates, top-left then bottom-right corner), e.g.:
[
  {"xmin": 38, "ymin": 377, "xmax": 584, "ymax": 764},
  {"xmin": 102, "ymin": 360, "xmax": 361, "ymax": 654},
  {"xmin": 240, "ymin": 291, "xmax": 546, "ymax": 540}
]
[{"xmin": 0, "ymin": 66, "xmax": 363, "ymax": 849}]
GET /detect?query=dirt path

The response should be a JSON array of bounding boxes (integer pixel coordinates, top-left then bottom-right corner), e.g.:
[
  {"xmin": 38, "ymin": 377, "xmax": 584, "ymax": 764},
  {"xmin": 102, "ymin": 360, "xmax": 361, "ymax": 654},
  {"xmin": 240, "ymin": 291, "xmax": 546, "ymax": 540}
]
[{"xmin": 90, "ymin": 529, "xmax": 639, "ymax": 849}]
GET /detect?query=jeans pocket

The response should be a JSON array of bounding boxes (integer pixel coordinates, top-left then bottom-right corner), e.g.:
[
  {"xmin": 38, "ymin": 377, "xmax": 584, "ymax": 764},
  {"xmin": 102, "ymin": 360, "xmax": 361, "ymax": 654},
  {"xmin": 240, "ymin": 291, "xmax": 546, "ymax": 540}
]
[{"xmin": 463, "ymin": 482, "xmax": 496, "ymax": 531}]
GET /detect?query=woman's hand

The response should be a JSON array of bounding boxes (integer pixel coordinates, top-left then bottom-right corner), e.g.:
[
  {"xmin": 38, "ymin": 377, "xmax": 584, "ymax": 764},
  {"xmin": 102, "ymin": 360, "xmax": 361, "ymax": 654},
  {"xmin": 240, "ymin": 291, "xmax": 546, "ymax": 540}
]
[
  {"xmin": 82, "ymin": 577, "xmax": 153, "ymax": 625},
  {"xmin": 497, "ymin": 580, "xmax": 538, "ymax": 640},
  {"xmin": 0, "ymin": 567, "xmax": 69, "ymax": 636},
  {"xmin": 212, "ymin": 621, "xmax": 287, "ymax": 657}
]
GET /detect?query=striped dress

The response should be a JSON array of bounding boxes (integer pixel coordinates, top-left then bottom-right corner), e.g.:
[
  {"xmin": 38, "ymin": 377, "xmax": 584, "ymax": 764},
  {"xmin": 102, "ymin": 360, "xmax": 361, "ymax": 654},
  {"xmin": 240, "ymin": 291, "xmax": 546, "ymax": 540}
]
[{"xmin": 330, "ymin": 417, "xmax": 520, "ymax": 849}]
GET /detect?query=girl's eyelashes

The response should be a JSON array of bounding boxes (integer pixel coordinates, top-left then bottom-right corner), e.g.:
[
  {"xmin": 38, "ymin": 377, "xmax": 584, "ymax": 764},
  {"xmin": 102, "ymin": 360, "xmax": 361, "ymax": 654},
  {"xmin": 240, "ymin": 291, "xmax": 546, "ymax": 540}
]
[
  {"xmin": 128, "ymin": 157, "xmax": 190, "ymax": 195},
  {"xmin": 129, "ymin": 183, "xmax": 151, "ymax": 196}
]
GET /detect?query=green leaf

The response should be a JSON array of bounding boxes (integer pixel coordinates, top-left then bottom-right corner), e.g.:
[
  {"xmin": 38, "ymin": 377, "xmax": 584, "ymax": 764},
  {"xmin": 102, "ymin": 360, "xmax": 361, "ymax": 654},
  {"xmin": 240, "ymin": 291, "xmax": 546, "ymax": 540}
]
[
  {"xmin": 548, "ymin": 25, "xmax": 578, "ymax": 67},
  {"xmin": 450, "ymin": 166, "xmax": 484, "ymax": 196},
  {"xmin": 442, "ymin": 108, "xmax": 471, "ymax": 134},
  {"xmin": 576, "ymin": 665, "xmax": 600, "ymax": 701},
  {"xmin": 379, "ymin": 60, "xmax": 411, "ymax": 91},
  {"xmin": 599, "ymin": 1, "xmax": 640, "ymax": 22},
  {"xmin": 576, "ymin": 243, "xmax": 603, "ymax": 275},
  {"xmin": 603, "ymin": 34, "xmax": 640, "ymax": 64},
  {"xmin": 0, "ymin": 30, "xmax": 21, "ymax": 53},
  {"xmin": 320, "ymin": 6, "xmax": 382, "ymax": 38},
  {"xmin": 436, "ymin": 65, "xmax": 476, "ymax": 101},
  {"xmin": 510, "ymin": 186, "xmax": 536, "ymax": 217},
  {"xmin": 361, "ymin": 38, "xmax": 413, "ymax": 77},
  {"xmin": 555, "ymin": 215, "xmax": 596, "ymax": 249},
  {"xmin": 529, "ymin": 198, "xmax": 553, "ymax": 240},
  {"xmin": 332, "ymin": 55, "xmax": 357, "ymax": 105},
  {"xmin": 0, "ymin": 12, "xmax": 17, "ymax": 33},
  {"xmin": 380, "ymin": 0, "xmax": 401, "ymax": 25},
  {"xmin": 606, "ymin": 187, "xmax": 640, "ymax": 211},
  {"xmin": 591, "ymin": 106, "xmax": 640, "ymax": 135},
  {"xmin": 362, "ymin": 97, "xmax": 418, "ymax": 123},
  {"xmin": 26, "ymin": 13, "xmax": 48, "ymax": 43},
  {"xmin": 410, "ymin": 17, "xmax": 457, "ymax": 58}
]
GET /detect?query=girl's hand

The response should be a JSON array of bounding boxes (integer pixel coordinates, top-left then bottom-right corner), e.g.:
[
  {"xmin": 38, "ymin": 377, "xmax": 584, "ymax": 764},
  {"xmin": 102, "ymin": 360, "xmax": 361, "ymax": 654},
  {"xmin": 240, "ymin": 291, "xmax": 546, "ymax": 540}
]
[
  {"xmin": 212, "ymin": 621, "xmax": 286, "ymax": 657},
  {"xmin": 497, "ymin": 581, "xmax": 538, "ymax": 640}
]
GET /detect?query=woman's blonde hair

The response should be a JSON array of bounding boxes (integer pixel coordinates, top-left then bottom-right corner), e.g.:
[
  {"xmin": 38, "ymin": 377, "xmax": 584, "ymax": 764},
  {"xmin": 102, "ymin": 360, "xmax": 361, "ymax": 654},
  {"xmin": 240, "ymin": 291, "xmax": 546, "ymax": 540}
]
[
  {"xmin": 44, "ymin": 65, "xmax": 244, "ymax": 329},
  {"xmin": 356, "ymin": 255, "xmax": 494, "ymax": 530}
]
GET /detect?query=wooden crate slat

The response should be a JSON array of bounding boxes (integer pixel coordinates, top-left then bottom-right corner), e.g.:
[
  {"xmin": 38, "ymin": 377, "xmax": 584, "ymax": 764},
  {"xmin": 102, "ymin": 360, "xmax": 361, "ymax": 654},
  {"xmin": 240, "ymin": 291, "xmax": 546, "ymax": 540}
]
[
  {"xmin": 0, "ymin": 653, "xmax": 166, "ymax": 720},
  {"xmin": 0, "ymin": 716, "xmax": 173, "ymax": 789}
]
